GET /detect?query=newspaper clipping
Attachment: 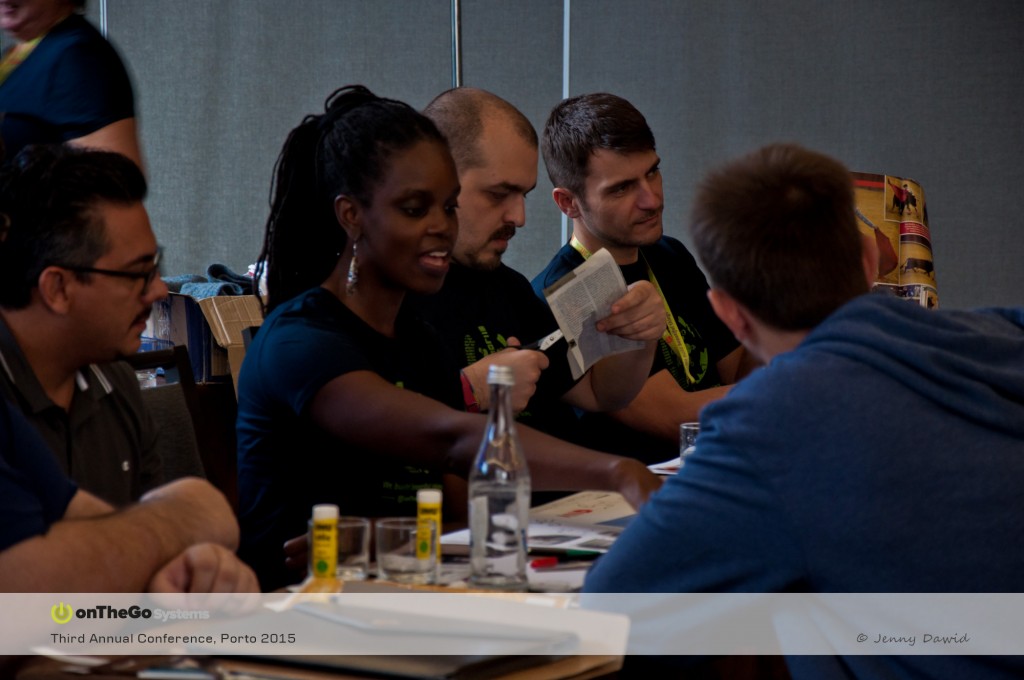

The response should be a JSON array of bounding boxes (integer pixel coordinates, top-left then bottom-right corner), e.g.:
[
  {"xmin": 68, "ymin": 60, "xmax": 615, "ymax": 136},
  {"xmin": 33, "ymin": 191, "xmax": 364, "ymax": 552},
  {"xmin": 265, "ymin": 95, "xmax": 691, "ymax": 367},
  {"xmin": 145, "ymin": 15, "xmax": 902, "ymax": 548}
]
[{"xmin": 541, "ymin": 248, "xmax": 645, "ymax": 380}]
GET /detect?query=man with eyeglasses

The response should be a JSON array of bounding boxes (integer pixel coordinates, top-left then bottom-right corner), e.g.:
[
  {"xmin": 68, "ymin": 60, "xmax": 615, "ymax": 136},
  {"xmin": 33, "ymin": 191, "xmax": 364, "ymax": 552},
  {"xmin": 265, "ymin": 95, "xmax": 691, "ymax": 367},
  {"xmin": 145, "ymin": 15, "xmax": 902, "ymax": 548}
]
[{"xmin": 0, "ymin": 143, "xmax": 168, "ymax": 506}]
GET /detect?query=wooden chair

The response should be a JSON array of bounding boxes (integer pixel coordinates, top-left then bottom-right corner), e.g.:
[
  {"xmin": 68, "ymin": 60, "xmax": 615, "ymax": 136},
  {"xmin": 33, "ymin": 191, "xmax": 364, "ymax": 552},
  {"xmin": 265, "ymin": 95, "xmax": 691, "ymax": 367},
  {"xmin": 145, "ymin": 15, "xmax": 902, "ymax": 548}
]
[{"xmin": 124, "ymin": 345, "xmax": 238, "ymax": 510}]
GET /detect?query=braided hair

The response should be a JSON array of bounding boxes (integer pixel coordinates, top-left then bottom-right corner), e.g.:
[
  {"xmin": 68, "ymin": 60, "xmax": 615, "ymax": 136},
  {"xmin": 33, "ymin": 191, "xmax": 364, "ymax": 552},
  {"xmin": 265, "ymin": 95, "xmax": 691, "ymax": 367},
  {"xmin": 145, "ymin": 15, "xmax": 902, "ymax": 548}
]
[{"xmin": 256, "ymin": 85, "xmax": 447, "ymax": 313}]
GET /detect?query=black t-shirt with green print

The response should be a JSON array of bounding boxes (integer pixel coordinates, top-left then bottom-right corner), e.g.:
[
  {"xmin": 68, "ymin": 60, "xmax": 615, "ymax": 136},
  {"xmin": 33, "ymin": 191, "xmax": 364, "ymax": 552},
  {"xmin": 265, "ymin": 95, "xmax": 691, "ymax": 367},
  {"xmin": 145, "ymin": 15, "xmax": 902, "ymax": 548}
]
[
  {"xmin": 618, "ymin": 238, "xmax": 738, "ymax": 390},
  {"xmin": 531, "ymin": 235, "xmax": 739, "ymax": 463},
  {"xmin": 409, "ymin": 261, "xmax": 586, "ymax": 446}
]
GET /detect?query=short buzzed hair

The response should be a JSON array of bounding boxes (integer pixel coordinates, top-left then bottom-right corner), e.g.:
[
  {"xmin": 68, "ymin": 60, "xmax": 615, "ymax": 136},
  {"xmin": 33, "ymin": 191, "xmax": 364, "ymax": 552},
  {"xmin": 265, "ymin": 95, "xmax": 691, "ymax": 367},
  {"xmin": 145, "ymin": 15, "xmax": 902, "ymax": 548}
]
[
  {"xmin": 424, "ymin": 87, "xmax": 537, "ymax": 172},
  {"xmin": 689, "ymin": 143, "xmax": 867, "ymax": 331}
]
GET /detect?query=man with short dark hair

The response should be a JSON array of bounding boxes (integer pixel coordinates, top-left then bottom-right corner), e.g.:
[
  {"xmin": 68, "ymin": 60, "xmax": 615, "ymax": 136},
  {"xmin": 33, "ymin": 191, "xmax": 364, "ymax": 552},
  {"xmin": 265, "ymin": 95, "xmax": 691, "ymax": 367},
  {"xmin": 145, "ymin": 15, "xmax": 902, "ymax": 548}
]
[
  {"xmin": 0, "ymin": 144, "xmax": 166, "ymax": 505},
  {"xmin": 417, "ymin": 88, "xmax": 665, "ymax": 442},
  {"xmin": 534, "ymin": 93, "xmax": 753, "ymax": 462},
  {"xmin": 584, "ymin": 143, "xmax": 1024, "ymax": 679}
]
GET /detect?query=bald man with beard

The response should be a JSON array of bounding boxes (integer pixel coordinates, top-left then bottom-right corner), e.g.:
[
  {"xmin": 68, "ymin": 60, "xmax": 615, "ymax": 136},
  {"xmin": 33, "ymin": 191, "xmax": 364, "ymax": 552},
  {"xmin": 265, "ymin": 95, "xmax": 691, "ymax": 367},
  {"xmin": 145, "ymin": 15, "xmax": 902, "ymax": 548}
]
[{"xmin": 412, "ymin": 88, "xmax": 664, "ymax": 452}]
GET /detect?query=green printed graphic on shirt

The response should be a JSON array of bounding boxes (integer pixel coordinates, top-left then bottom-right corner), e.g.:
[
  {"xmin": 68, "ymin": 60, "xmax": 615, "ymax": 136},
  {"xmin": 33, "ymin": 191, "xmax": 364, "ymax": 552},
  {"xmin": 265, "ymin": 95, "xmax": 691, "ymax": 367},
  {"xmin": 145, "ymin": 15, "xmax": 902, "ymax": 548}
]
[
  {"xmin": 461, "ymin": 325, "xmax": 536, "ymax": 420},
  {"xmin": 661, "ymin": 314, "xmax": 714, "ymax": 389},
  {"xmin": 381, "ymin": 466, "xmax": 438, "ymax": 510},
  {"xmin": 462, "ymin": 325, "xmax": 510, "ymax": 364},
  {"xmin": 381, "ymin": 382, "xmax": 437, "ymax": 508}
]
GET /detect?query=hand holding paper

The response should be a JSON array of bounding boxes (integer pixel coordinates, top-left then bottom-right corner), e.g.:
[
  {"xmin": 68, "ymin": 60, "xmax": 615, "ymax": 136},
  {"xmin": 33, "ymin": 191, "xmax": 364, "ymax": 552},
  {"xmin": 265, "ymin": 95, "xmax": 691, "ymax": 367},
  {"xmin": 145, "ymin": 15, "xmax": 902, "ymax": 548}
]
[
  {"xmin": 541, "ymin": 248, "xmax": 649, "ymax": 380},
  {"xmin": 596, "ymin": 279, "xmax": 665, "ymax": 342}
]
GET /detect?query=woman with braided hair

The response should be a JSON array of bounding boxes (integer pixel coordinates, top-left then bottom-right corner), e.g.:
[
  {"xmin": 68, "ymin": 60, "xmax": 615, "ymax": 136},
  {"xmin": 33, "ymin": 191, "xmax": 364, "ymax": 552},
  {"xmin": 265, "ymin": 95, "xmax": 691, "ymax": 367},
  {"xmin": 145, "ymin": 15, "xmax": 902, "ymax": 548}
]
[{"xmin": 236, "ymin": 86, "xmax": 661, "ymax": 590}]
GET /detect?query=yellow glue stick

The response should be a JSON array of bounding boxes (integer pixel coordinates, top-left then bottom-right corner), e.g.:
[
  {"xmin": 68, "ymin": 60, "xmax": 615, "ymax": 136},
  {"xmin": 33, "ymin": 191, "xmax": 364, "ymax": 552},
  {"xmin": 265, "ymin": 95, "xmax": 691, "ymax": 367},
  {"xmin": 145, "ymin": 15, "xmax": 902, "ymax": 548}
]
[
  {"xmin": 301, "ymin": 503, "xmax": 342, "ymax": 593},
  {"xmin": 416, "ymin": 488, "xmax": 442, "ymax": 563}
]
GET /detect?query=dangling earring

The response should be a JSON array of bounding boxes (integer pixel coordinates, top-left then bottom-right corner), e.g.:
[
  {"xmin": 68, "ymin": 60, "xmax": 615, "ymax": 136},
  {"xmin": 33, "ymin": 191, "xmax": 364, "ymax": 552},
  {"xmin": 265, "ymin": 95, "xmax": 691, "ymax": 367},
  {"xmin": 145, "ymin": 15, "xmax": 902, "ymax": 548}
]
[{"xmin": 346, "ymin": 241, "xmax": 359, "ymax": 296}]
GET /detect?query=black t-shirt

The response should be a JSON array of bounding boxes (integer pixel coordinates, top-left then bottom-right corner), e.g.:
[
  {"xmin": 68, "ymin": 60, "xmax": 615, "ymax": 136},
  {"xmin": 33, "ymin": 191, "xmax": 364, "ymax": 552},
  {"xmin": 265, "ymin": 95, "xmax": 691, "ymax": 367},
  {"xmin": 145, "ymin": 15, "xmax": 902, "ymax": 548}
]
[
  {"xmin": 532, "ymin": 236, "xmax": 739, "ymax": 462},
  {"xmin": 409, "ymin": 261, "xmax": 585, "ymax": 444},
  {"xmin": 0, "ymin": 14, "xmax": 135, "ymax": 163},
  {"xmin": 236, "ymin": 287, "xmax": 462, "ymax": 590}
]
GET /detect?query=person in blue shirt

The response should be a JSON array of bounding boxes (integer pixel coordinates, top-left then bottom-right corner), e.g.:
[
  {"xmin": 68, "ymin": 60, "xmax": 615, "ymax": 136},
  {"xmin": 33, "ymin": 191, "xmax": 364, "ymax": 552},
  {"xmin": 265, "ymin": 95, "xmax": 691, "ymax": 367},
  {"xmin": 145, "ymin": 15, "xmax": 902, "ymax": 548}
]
[
  {"xmin": 0, "ymin": 394, "xmax": 255, "ymax": 592},
  {"xmin": 0, "ymin": 0, "xmax": 142, "ymax": 169},
  {"xmin": 583, "ymin": 143, "xmax": 1024, "ymax": 679}
]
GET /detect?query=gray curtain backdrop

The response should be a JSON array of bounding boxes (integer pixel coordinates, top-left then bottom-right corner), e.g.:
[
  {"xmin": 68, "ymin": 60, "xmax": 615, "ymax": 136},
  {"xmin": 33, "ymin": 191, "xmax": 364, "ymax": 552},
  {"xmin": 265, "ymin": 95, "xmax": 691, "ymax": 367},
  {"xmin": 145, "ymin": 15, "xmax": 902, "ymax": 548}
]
[{"xmin": 37, "ymin": 1, "xmax": 1024, "ymax": 309}]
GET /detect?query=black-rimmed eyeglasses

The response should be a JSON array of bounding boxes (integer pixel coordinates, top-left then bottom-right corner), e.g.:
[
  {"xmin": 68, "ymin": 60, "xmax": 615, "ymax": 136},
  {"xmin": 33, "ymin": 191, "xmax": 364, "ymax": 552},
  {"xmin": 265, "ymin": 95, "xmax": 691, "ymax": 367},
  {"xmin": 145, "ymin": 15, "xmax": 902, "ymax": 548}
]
[{"xmin": 61, "ymin": 247, "xmax": 163, "ymax": 294}]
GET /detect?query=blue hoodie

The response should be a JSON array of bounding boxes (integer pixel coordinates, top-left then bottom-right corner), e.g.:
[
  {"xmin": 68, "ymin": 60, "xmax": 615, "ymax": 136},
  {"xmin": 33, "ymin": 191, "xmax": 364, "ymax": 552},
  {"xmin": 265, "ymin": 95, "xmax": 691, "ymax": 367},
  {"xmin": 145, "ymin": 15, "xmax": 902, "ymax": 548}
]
[{"xmin": 584, "ymin": 295, "xmax": 1024, "ymax": 678}]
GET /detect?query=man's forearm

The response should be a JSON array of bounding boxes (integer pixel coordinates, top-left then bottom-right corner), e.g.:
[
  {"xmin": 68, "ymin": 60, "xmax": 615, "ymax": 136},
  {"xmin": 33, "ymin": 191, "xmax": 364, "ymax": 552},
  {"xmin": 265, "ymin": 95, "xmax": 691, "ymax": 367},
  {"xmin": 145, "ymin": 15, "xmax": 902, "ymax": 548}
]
[
  {"xmin": 0, "ymin": 479, "xmax": 239, "ymax": 592},
  {"xmin": 138, "ymin": 478, "xmax": 239, "ymax": 550},
  {"xmin": 609, "ymin": 370, "xmax": 732, "ymax": 443},
  {"xmin": 515, "ymin": 424, "xmax": 661, "ymax": 509},
  {"xmin": 589, "ymin": 340, "xmax": 657, "ymax": 410},
  {"xmin": 2, "ymin": 506, "xmax": 195, "ymax": 591},
  {"xmin": 565, "ymin": 340, "xmax": 656, "ymax": 412}
]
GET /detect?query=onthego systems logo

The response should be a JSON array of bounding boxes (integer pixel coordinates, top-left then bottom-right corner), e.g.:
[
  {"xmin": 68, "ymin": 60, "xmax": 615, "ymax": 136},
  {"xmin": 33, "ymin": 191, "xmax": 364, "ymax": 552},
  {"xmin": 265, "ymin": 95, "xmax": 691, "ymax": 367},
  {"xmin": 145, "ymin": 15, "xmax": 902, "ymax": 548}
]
[
  {"xmin": 50, "ymin": 601, "xmax": 153, "ymax": 625},
  {"xmin": 51, "ymin": 602, "xmax": 73, "ymax": 625}
]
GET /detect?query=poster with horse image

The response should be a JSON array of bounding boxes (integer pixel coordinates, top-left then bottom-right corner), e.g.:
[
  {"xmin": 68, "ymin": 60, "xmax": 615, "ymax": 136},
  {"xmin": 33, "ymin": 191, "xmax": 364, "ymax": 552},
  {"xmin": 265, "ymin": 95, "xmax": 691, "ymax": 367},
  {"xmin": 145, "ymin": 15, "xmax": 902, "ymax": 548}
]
[{"xmin": 852, "ymin": 171, "xmax": 938, "ymax": 308}]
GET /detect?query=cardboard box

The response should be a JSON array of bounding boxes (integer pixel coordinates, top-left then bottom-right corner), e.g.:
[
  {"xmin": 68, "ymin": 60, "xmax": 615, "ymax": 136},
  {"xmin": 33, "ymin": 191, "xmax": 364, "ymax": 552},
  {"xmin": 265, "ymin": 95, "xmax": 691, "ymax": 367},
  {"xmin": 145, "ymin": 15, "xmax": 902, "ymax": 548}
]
[{"xmin": 144, "ymin": 293, "xmax": 263, "ymax": 390}]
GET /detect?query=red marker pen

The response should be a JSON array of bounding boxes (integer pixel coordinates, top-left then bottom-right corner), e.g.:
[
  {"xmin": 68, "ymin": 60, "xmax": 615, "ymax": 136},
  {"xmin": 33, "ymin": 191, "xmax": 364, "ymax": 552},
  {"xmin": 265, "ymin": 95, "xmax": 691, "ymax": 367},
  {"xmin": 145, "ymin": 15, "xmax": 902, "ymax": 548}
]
[{"xmin": 529, "ymin": 556, "xmax": 560, "ymax": 569}]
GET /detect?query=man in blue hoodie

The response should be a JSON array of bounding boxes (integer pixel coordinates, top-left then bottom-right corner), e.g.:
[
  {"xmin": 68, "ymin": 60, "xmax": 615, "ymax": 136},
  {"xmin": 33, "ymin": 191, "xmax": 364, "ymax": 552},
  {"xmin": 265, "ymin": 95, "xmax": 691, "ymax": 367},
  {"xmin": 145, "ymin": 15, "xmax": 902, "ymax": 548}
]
[{"xmin": 584, "ymin": 144, "xmax": 1024, "ymax": 678}]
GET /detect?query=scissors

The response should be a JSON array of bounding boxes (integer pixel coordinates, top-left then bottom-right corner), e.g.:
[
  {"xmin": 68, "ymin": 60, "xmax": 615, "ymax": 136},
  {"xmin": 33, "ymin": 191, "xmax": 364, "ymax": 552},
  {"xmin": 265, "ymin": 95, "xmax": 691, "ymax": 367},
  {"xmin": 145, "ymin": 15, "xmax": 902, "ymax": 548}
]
[{"xmin": 520, "ymin": 329, "xmax": 564, "ymax": 352}]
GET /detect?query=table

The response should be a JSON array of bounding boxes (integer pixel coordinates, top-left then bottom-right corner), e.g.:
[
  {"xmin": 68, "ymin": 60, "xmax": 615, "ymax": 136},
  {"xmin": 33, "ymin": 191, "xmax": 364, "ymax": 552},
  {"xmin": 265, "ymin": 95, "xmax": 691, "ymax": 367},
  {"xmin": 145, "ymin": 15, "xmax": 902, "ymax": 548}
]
[{"xmin": 12, "ymin": 653, "xmax": 621, "ymax": 679}]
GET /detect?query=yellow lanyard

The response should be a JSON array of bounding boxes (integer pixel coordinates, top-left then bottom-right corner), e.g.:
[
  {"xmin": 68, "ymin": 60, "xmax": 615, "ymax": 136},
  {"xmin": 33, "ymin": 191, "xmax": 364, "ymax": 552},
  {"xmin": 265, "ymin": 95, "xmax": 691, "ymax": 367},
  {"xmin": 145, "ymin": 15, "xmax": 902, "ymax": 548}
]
[
  {"xmin": 0, "ymin": 36, "xmax": 42, "ymax": 86},
  {"xmin": 569, "ymin": 235, "xmax": 695, "ymax": 384}
]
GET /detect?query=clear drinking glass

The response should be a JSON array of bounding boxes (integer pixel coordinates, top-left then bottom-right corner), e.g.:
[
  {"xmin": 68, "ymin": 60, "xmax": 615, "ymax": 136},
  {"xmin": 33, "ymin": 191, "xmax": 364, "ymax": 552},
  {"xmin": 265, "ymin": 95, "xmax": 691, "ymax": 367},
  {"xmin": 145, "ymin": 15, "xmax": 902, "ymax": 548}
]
[
  {"xmin": 336, "ymin": 516, "xmax": 371, "ymax": 580},
  {"xmin": 375, "ymin": 517, "xmax": 437, "ymax": 585},
  {"xmin": 679, "ymin": 422, "xmax": 700, "ymax": 464},
  {"xmin": 307, "ymin": 516, "xmax": 370, "ymax": 581}
]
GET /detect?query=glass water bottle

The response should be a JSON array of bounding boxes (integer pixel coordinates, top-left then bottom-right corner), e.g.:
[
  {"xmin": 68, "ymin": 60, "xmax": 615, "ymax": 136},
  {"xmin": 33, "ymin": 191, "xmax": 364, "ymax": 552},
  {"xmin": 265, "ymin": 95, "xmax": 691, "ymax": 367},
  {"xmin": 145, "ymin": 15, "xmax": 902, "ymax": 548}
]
[{"xmin": 468, "ymin": 365, "xmax": 531, "ymax": 591}]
